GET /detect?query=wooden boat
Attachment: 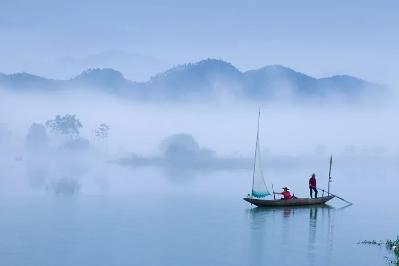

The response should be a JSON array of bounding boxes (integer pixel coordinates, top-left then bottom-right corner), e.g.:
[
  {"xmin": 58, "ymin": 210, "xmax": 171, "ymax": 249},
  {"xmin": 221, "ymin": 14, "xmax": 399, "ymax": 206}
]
[
  {"xmin": 243, "ymin": 195, "xmax": 334, "ymax": 207},
  {"xmin": 243, "ymin": 111, "xmax": 339, "ymax": 207}
]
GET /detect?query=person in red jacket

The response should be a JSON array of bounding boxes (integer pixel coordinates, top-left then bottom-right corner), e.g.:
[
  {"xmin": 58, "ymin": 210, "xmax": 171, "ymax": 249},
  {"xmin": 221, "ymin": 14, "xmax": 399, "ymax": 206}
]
[
  {"xmin": 274, "ymin": 187, "xmax": 292, "ymax": 200},
  {"xmin": 309, "ymin": 173, "xmax": 318, "ymax": 198}
]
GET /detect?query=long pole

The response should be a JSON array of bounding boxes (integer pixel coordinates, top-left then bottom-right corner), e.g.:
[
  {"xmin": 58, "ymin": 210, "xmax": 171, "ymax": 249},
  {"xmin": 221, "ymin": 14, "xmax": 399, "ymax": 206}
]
[
  {"xmin": 328, "ymin": 155, "xmax": 332, "ymax": 194},
  {"xmin": 316, "ymin": 187, "xmax": 353, "ymax": 205},
  {"xmin": 251, "ymin": 110, "xmax": 261, "ymax": 197}
]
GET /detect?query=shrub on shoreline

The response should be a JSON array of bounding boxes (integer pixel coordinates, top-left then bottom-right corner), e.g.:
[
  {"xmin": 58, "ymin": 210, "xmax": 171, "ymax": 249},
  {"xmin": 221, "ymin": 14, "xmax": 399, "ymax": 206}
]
[{"xmin": 359, "ymin": 237, "xmax": 398, "ymax": 265}]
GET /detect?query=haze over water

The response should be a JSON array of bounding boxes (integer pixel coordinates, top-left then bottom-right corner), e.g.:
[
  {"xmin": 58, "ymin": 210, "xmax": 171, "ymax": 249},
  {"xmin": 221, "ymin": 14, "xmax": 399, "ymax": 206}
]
[{"xmin": 1, "ymin": 91, "xmax": 398, "ymax": 265}]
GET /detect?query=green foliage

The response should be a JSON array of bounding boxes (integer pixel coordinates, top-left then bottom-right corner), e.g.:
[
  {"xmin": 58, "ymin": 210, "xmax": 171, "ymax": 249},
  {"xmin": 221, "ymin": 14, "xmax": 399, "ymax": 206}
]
[
  {"xmin": 26, "ymin": 123, "xmax": 48, "ymax": 149},
  {"xmin": 359, "ymin": 240, "xmax": 382, "ymax": 246},
  {"xmin": 94, "ymin": 123, "xmax": 110, "ymax": 139},
  {"xmin": 360, "ymin": 237, "xmax": 399, "ymax": 265},
  {"xmin": 386, "ymin": 237, "xmax": 399, "ymax": 265},
  {"xmin": 45, "ymin": 114, "xmax": 82, "ymax": 137}
]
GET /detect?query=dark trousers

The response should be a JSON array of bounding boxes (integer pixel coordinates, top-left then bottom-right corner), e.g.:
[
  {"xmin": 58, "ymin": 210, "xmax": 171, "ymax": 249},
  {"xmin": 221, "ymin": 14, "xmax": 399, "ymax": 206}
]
[{"xmin": 309, "ymin": 186, "xmax": 318, "ymax": 198}]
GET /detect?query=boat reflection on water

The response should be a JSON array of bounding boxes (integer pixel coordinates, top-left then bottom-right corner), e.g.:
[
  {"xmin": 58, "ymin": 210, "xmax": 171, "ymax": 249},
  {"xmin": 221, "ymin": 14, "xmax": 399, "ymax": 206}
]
[{"xmin": 246, "ymin": 205, "xmax": 340, "ymax": 266}]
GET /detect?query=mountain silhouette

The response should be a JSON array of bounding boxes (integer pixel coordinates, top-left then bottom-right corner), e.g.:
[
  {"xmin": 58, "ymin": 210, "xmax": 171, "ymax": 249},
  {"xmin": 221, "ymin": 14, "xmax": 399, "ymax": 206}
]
[
  {"xmin": 0, "ymin": 72, "xmax": 56, "ymax": 90},
  {"xmin": 0, "ymin": 59, "xmax": 387, "ymax": 101}
]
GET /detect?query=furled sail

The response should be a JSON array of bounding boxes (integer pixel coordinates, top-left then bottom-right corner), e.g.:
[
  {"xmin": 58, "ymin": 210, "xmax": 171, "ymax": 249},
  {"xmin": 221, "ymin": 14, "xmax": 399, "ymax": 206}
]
[{"xmin": 251, "ymin": 111, "xmax": 271, "ymax": 198}]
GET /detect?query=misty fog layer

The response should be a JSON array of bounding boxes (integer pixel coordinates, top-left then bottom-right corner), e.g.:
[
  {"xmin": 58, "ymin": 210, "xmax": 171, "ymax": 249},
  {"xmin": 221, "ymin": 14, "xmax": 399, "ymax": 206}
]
[
  {"xmin": 0, "ymin": 59, "xmax": 390, "ymax": 105},
  {"xmin": 0, "ymin": 86, "xmax": 398, "ymax": 196}
]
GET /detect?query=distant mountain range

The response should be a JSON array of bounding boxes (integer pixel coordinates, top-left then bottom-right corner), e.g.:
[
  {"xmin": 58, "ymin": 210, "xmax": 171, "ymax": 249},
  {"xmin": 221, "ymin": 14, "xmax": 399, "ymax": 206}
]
[{"xmin": 0, "ymin": 59, "xmax": 387, "ymax": 101}]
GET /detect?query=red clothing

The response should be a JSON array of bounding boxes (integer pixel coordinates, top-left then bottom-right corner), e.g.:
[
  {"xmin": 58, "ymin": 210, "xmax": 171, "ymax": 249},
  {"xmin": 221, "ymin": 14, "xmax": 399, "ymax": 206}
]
[
  {"xmin": 309, "ymin": 177, "xmax": 316, "ymax": 188},
  {"xmin": 282, "ymin": 191, "xmax": 292, "ymax": 199}
]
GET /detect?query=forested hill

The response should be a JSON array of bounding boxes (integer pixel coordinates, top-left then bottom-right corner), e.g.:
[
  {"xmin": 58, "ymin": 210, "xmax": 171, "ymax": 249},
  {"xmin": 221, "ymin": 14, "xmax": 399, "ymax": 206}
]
[{"xmin": 0, "ymin": 59, "xmax": 387, "ymax": 102}]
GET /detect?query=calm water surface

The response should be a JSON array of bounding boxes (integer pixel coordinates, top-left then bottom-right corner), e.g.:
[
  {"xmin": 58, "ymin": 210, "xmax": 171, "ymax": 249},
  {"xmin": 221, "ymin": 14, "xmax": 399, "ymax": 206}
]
[{"xmin": 0, "ymin": 190, "xmax": 397, "ymax": 266}]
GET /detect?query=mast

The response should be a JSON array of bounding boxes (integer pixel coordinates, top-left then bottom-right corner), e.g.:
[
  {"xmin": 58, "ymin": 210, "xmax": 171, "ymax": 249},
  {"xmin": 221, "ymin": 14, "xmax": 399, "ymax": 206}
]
[
  {"xmin": 251, "ymin": 110, "xmax": 261, "ymax": 197},
  {"xmin": 328, "ymin": 155, "xmax": 332, "ymax": 194}
]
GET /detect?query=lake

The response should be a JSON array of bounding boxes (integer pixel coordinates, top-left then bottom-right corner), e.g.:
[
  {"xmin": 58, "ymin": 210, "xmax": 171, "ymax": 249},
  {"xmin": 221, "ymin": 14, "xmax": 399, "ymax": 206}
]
[{"xmin": 0, "ymin": 163, "xmax": 397, "ymax": 266}]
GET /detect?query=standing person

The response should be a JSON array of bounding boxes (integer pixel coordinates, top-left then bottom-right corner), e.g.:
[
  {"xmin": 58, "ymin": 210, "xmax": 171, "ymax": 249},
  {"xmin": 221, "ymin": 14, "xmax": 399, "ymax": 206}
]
[
  {"xmin": 309, "ymin": 173, "xmax": 318, "ymax": 198},
  {"xmin": 274, "ymin": 187, "xmax": 292, "ymax": 200}
]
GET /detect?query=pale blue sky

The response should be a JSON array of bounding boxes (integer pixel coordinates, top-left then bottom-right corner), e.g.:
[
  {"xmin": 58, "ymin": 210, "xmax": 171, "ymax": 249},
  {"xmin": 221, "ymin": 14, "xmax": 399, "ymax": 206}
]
[{"xmin": 1, "ymin": 0, "xmax": 398, "ymax": 84}]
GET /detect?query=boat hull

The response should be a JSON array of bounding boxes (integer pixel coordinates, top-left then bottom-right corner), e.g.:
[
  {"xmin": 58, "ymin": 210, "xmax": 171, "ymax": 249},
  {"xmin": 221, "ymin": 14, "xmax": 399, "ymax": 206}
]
[{"xmin": 243, "ymin": 195, "xmax": 334, "ymax": 207}]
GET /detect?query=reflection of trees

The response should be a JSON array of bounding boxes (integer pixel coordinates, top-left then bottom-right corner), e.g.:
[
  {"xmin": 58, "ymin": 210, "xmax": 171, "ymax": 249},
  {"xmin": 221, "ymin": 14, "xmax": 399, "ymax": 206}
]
[
  {"xmin": 23, "ymin": 114, "xmax": 90, "ymax": 195},
  {"xmin": 47, "ymin": 177, "xmax": 80, "ymax": 195}
]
